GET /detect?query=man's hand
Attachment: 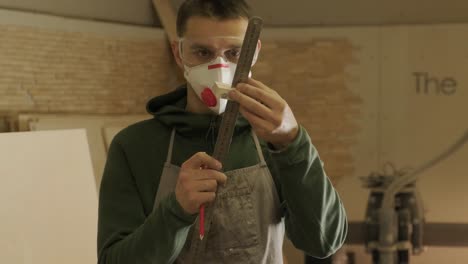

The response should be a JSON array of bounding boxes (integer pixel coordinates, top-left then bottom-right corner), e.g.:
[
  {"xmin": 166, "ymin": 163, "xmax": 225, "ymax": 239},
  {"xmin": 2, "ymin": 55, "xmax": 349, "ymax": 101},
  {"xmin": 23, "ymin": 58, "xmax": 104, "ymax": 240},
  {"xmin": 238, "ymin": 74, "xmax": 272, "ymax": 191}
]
[
  {"xmin": 175, "ymin": 152, "xmax": 227, "ymax": 215},
  {"xmin": 228, "ymin": 78, "xmax": 299, "ymax": 149}
]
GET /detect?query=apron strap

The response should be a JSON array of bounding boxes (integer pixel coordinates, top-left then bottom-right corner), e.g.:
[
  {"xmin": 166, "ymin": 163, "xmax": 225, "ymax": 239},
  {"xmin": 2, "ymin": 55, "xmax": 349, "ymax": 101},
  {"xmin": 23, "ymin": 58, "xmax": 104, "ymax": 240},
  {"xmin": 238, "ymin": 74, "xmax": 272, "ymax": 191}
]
[
  {"xmin": 165, "ymin": 129, "xmax": 176, "ymax": 164},
  {"xmin": 251, "ymin": 130, "xmax": 266, "ymax": 164}
]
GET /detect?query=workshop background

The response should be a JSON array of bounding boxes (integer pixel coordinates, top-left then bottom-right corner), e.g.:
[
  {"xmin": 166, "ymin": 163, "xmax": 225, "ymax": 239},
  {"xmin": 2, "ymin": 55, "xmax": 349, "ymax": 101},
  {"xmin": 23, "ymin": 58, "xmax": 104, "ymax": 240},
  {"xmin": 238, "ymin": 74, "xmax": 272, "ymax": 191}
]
[{"xmin": 0, "ymin": 0, "xmax": 467, "ymax": 263}]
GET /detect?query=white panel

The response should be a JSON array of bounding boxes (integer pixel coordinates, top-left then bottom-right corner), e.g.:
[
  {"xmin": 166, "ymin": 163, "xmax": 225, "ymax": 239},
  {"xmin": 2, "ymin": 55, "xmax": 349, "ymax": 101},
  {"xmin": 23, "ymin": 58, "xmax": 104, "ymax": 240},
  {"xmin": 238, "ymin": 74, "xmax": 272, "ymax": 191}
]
[
  {"xmin": 19, "ymin": 114, "xmax": 149, "ymax": 191},
  {"xmin": 380, "ymin": 24, "xmax": 468, "ymax": 223},
  {"xmin": 0, "ymin": 129, "xmax": 97, "ymax": 264},
  {"xmin": 326, "ymin": 23, "xmax": 468, "ymax": 263},
  {"xmin": 335, "ymin": 24, "xmax": 468, "ymax": 225}
]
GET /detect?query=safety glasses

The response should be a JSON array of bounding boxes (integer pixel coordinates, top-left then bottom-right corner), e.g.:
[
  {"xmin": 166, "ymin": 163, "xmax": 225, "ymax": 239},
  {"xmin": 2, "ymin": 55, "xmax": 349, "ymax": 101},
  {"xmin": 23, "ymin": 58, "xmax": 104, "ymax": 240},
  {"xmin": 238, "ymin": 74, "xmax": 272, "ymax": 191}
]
[{"xmin": 178, "ymin": 36, "xmax": 259, "ymax": 66}]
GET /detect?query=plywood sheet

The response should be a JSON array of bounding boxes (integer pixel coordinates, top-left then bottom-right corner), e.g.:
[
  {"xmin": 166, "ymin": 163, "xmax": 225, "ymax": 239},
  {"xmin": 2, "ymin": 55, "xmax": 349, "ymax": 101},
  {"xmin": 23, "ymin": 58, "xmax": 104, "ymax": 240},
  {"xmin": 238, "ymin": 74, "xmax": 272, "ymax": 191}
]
[{"xmin": 0, "ymin": 129, "xmax": 97, "ymax": 264}]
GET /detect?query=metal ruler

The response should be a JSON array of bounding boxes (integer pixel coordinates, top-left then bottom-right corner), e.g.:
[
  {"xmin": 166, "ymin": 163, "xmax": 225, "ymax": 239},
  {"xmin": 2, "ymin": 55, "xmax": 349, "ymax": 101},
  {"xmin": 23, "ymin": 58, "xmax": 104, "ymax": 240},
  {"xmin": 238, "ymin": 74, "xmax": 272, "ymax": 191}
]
[
  {"xmin": 212, "ymin": 16, "xmax": 263, "ymax": 164},
  {"xmin": 190, "ymin": 16, "xmax": 264, "ymax": 261}
]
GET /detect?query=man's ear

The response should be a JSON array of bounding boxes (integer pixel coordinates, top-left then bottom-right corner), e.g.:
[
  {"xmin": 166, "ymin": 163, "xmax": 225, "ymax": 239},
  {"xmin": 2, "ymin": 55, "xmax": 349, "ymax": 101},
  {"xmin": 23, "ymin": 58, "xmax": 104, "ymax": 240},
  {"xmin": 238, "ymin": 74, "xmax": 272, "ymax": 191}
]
[
  {"xmin": 252, "ymin": 39, "xmax": 262, "ymax": 66},
  {"xmin": 171, "ymin": 40, "xmax": 184, "ymax": 70}
]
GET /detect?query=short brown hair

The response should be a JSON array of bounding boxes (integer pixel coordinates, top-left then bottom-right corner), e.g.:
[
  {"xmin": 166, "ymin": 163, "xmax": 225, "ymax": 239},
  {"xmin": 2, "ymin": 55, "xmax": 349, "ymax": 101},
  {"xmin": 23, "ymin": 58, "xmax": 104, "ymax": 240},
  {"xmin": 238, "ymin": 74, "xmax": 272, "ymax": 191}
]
[{"xmin": 176, "ymin": 0, "xmax": 251, "ymax": 37}]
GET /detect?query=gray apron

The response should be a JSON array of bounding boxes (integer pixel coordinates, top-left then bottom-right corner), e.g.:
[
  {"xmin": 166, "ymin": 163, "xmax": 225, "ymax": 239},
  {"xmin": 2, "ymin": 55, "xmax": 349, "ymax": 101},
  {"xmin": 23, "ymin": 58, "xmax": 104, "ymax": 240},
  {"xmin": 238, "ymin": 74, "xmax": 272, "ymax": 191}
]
[{"xmin": 153, "ymin": 129, "xmax": 285, "ymax": 264}]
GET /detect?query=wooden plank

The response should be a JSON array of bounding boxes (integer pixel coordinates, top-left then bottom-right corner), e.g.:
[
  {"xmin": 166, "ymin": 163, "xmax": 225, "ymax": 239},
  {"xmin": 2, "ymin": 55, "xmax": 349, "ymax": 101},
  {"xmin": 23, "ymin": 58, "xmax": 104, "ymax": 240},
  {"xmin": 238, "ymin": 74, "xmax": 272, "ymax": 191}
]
[
  {"xmin": 0, "ymin": 117, "xmax": 8, "ymax": 132},
  {"xmin": 152, "ymin": 0, "xmax": 178, "ymax": 42}
]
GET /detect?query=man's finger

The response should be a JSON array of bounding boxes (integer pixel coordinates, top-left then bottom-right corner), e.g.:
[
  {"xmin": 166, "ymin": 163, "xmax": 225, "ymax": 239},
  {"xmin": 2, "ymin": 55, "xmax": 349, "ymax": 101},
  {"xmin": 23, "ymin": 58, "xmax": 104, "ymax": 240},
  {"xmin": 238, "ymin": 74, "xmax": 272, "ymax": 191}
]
[
  {"xmin": 247, "ymin": 78, "xmax": 275, "ymax": 93},
  {"xmin": 192, "ymin": 179, "xmax": 218, "ymax": 192},
  {"xmin": 196, "ymin": 192, "xmax": 217, "ymax": 205},
  {"xmin": 182, "ymin": 152, "xmax": 222, "ymax": 170},
  {"xmin": 229, "ymin": 89, "xmax": 275, "ymax": 122},
  {"xmin": 192, "ymin": 169, "xmax": 228, "ymax": 185},
  {"xmin": 239, "ymin": 107, "xmax": 274, "ymax": 132},
  {"xmin": 236, "ymin": 83, "xmax": 278, "ymax": 109}
]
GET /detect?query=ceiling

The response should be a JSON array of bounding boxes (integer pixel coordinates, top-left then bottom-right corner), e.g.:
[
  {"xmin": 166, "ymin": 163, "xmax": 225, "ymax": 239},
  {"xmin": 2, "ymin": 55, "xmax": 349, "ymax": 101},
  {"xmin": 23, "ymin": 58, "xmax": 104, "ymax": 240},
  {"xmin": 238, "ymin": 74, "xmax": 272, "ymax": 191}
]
[{"xmin": 0, "ymin": 0, "xmax": 468, "ymax": 27}]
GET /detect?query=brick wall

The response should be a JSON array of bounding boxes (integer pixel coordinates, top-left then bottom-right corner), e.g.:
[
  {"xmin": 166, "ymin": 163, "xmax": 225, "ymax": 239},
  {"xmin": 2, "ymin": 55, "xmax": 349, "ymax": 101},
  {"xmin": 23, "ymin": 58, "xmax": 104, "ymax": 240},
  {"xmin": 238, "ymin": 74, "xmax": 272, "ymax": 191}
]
[
  {"xmin": 256, "ymin": 39, "xmax": 361, "ymax": 183},
  {"xmin": 0, "ymin": 10, "xmax": 362, "ymax": 182},
  {"xmin": 0, "ymin": 25, "xmax": 174, "ymax": 114}
]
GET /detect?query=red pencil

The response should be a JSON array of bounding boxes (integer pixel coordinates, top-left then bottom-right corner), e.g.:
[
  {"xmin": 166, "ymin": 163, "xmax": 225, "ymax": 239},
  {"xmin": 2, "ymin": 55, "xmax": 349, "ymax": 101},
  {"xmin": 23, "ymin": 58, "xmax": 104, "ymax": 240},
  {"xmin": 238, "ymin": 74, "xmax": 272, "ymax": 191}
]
[
  {"xmin": 199, "ymin": 165, "xmax": 206, "ymax": 240},
  {"xmin": 199, "ymin": 204, "xmax": 205, "ymax": 240}
]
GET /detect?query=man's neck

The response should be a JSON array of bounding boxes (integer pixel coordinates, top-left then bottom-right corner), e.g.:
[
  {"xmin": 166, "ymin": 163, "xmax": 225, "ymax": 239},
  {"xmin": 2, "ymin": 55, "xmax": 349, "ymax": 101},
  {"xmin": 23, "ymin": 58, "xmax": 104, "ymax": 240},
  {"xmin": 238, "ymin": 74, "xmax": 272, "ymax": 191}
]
[{"xmin": 185, "ymin": 84, "xmax": 213, "ymax": 114}]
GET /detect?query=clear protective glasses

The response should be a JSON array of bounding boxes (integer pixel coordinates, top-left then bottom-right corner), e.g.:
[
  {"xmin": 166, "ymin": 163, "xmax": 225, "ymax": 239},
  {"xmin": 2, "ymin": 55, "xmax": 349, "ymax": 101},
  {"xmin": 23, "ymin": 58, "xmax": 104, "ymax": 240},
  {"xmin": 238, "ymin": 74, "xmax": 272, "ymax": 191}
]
[{"xmin": 178, "ymin": 36, "xmax": 259, "ymax": 67}]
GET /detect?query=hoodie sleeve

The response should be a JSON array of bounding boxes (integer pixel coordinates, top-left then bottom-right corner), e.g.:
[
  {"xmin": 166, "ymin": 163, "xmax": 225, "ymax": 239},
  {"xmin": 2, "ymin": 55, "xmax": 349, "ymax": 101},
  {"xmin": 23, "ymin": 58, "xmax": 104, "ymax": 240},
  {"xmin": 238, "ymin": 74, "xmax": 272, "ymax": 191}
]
[
  {"xmin": 97, "ymin": 137, "xmax": 197, "ymax": 264},
  {"xmin": 264, "ymin": 126, "xmax": 348, "ymax": 258}
]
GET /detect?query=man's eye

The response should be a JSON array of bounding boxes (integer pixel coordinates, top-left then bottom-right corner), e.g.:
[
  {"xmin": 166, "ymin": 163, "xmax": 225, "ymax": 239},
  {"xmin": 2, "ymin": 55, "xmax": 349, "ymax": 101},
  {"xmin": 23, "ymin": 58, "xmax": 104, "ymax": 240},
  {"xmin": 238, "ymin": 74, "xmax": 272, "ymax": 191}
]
[
  {"xmin": 226, "ymin": 49, "xmax": 241, "ymax": 58},
  {"xmin": 195, "ymin": 49, "xmax": 212, "ymax": 58}
]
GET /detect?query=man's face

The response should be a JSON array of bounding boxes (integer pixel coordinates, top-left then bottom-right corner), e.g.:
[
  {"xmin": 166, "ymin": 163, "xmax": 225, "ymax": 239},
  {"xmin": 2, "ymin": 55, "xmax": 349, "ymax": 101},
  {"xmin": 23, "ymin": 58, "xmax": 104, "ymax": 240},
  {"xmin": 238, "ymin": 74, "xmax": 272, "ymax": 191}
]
[{"xmin": 173, "ymin": 16, "xmax": 249, "ymax": 68}]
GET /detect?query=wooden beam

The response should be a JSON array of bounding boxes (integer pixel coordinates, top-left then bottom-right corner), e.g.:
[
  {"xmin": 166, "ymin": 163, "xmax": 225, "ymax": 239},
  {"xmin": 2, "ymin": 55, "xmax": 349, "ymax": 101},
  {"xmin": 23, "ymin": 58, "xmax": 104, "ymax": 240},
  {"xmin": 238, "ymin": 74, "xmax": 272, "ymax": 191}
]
[
  {"xmin": 152, "ymin": 0, "xmax": 178, "ymax": 43},
  {"xmin": 347, "ymin": 221, "xmax": 468, "ymax": 247}
]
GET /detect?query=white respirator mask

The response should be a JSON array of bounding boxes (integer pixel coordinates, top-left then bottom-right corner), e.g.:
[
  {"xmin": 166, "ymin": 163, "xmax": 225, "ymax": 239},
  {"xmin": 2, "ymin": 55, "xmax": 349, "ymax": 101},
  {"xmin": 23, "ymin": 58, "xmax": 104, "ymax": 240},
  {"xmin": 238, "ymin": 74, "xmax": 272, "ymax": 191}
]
[{"xmin": 184, "ymin": 57, "xmax": 237, "ymax": 115}]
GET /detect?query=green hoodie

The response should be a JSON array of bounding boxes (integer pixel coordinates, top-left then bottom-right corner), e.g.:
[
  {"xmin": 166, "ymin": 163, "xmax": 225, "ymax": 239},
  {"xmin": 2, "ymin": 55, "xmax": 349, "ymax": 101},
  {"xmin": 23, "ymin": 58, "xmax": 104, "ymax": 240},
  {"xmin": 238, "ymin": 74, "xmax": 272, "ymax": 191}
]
[{"xmin": 97, "ymin": 86, "xmax": 347, "ymax": 263}]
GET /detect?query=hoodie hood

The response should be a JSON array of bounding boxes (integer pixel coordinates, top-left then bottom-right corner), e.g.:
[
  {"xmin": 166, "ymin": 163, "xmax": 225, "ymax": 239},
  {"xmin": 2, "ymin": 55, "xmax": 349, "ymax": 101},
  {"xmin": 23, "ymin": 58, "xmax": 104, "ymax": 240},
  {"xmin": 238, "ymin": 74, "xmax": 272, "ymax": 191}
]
[{"xmin": 146, "ymin": 85, "xmax": 250, "ymax": 137}]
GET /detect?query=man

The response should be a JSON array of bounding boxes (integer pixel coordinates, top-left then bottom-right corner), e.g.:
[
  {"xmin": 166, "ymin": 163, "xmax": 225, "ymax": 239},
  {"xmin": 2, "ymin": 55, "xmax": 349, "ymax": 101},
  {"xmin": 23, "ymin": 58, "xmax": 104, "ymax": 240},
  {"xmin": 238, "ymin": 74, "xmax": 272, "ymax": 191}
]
[{"xmin": 97, "ymin": 1, "xmax": 347, "ymax": 263}]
